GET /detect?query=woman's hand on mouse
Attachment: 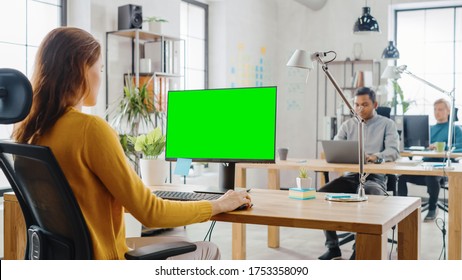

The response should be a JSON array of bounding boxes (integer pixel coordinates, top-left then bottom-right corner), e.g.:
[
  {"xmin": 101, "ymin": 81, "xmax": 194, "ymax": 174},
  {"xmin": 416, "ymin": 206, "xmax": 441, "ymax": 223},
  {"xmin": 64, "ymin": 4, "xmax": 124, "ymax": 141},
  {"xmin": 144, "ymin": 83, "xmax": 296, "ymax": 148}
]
[{"xmin": 210, "ymin": 190, "xmax": 251, "ymax": 215}]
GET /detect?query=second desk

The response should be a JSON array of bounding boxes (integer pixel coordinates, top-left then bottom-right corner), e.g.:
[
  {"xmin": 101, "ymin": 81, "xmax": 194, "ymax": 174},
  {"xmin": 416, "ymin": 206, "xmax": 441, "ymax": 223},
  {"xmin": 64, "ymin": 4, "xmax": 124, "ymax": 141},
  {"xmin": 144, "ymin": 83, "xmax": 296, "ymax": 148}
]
[{"xmin": 235, "ymin": 159, "xmax": 462, "ymax": 260}]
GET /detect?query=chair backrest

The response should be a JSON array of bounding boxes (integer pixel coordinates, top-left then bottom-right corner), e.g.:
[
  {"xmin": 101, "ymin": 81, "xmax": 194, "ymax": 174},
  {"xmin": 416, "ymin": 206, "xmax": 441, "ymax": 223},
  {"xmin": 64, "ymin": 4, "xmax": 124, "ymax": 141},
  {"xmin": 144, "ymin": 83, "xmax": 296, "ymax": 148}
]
[
  {"xmin": 376, "ymin": 106, "xmax": 391, "ymax": 119},
  {"xmin": 0, "ymin": 68, "xmax": 92, "ymax": 259},
  {"xmin": 0, "ymin": 69, "xmax": 32, "ymax": 124}
]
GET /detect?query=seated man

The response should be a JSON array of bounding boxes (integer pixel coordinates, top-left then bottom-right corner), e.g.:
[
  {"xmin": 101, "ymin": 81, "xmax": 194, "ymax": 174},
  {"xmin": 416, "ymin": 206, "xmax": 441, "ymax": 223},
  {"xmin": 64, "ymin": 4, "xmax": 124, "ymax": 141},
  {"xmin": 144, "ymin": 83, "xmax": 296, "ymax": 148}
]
[
  {"xmin": 318, "ymin": 87, "xmax": 400, "ymax": 260},
  {"xmin": 398, "ymin": 98, "xmax": 462, "ymax": 221}
]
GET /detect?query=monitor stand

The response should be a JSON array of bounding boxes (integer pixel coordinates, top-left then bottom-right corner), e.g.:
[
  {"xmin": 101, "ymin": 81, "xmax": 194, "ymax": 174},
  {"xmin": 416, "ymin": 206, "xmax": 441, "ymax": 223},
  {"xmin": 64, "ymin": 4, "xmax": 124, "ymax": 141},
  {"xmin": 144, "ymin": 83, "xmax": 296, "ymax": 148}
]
[
  {"xmin": 219, "ymin": 162, "xmax": 235, "ymax": 191},
  {"xmin": 194, "ymin": 163, "xmax": 235, "ymax": 194}
]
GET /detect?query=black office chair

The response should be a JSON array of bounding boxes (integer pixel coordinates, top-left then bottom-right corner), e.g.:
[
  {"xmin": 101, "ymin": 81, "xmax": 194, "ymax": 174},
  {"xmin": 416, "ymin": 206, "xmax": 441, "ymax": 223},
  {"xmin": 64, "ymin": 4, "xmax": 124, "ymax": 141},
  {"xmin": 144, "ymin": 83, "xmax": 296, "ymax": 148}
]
[
  {"xmin": 376, "ymin": 106, "xmax": 391, "ymax": 119},
  {"xmin": 0, "ymin": 68, "xmax": 196, "ymax": 259}
]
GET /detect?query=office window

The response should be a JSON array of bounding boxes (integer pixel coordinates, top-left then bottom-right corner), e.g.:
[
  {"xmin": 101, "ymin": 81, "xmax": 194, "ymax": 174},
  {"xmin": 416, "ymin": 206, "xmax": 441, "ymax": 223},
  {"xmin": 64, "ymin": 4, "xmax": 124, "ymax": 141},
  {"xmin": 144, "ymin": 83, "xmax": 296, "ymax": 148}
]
[
  {"xmin": 0, "ymin": 0, "xmax": 65, "ymax": 139},
  {"xmin": 395, "ymin": 5, "xmax": 461, "ymax": 124},
  {"xmin": 180, "ymin": 0, "xmax": 208, "ymax": 89}
]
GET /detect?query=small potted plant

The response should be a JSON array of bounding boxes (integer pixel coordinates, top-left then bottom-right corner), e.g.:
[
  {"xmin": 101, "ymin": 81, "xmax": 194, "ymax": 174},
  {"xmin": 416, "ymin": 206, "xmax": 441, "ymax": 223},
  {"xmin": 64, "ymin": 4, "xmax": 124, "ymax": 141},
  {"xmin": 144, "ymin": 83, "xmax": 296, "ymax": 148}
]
[
  {"xmin": 129, "ymin": 127, "xmax": 168, "ymax": 185},
  {"xmin": 289, "ymin": 168, "xmax": 315, "ymax": 199},
  {"xmin": 296, "ymin": 168, "xmax": 312, "ymax": 189},
  {"xmin": 144, "ymin": 16, "xmax": 168, "ymax": 34}
]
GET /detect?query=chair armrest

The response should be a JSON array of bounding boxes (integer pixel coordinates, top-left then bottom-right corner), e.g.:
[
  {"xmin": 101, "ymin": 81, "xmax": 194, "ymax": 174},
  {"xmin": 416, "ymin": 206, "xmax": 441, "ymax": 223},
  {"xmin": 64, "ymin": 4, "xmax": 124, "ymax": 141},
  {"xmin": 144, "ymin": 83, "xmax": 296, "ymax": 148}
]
[{"xmin": 125, "ymin": 241, "xmax": 197, "ymax": 260}]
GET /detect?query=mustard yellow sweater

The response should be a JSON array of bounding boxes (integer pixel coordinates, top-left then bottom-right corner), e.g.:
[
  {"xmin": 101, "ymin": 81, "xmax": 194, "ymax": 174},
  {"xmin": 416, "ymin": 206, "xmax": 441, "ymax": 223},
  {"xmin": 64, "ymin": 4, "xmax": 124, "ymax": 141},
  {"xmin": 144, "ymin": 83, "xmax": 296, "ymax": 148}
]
[{"xmin": 37, "ymin": 108, "xmax": 212, "ymax": 259}]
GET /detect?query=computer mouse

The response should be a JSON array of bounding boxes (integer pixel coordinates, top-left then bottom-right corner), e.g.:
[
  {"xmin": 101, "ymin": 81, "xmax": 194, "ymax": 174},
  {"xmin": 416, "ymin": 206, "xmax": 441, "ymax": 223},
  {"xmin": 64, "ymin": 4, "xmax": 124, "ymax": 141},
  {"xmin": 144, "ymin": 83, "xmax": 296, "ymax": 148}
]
[{"xmin": 235, "ymin": 203, "xmax": 253, "ymax": 211}]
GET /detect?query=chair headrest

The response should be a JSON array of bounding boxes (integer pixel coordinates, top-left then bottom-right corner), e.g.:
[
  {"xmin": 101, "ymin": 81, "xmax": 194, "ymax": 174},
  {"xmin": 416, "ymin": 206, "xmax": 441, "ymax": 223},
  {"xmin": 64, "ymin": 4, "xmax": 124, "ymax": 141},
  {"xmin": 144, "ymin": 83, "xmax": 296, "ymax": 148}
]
[
  {"xmin": 0, "ymin": 68, "xmax": 33, "ymax": 124},
  {"xmin": 376, "ymin": 106, "xmax": 391, "ymax": 119}
]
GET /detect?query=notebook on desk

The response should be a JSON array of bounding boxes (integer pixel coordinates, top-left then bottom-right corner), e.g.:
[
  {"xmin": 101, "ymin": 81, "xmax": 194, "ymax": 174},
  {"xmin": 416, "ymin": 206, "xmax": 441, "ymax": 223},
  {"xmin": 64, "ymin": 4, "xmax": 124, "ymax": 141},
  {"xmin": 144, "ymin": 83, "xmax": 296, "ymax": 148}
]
[{"xmin": 321, "ymin": 140, "xmax": 359, "ymax": 164}]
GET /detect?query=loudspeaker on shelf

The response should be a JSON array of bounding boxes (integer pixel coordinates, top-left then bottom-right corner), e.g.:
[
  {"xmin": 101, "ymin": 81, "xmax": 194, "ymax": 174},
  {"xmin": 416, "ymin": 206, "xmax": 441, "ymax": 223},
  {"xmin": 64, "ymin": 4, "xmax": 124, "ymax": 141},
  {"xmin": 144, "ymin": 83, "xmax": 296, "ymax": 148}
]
[{"xmin": 118, "ymin": 4, "xmax": 142, "ymax": 30}]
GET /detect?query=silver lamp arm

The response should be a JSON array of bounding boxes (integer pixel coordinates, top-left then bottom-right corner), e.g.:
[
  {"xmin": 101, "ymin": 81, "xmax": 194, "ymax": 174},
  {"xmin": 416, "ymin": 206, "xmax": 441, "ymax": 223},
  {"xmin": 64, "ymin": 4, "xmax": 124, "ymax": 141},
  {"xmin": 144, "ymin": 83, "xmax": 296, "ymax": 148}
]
[{"xmin": 316, "ymin": 54, "xmax": 368, "ymax": 200}]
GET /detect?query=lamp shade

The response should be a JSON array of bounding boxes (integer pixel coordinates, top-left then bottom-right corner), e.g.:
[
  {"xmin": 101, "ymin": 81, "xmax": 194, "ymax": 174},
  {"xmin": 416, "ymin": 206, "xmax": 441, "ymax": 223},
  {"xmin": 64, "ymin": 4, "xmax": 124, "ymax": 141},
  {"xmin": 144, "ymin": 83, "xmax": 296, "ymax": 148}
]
[
  {"xmin": 382, "ymin": 41, "xmax": 400, "ymax": 59},
  {"xmin": 353, "ymin": 7, "xmax": 380, "ymax": 33},
  {"xmin": 286, "ymin": 49, "xmax": 314, "ymax": 70},
  {"xmin": 381, "ymin": 66, "xmax": 401, "ymax": 80}
]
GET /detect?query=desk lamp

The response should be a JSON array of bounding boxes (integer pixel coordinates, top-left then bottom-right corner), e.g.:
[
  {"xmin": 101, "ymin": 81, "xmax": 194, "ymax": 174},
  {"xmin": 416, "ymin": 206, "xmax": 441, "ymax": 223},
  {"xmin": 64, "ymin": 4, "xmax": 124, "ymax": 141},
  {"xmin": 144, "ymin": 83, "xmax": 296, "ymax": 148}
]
[
  {"xmin": 287, "ymin": 49, "xmax": 367, "ymax": 201},
  {"xmin": 382, "ymin": 65, "xmax": 456, "ymax": 169}
]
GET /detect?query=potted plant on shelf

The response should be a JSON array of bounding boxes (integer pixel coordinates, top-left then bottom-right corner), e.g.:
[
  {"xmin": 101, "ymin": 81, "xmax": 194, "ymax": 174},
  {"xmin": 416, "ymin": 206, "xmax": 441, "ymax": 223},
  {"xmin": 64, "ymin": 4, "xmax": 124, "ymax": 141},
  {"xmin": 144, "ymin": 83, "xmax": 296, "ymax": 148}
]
[
  {"xmin": 144, "ymin": 16, "xmax": 168, "ymax": 34},
  {"xmin": 106, "ymin": 74, "xmax": 163, "ymax": 172},
  {"xmin": 129, "ymin": 127, "xmax": 168, "ymax": 186},
  {"xmin": 296, "ymin": 168, "xmax": 312, "ymax": 189}
]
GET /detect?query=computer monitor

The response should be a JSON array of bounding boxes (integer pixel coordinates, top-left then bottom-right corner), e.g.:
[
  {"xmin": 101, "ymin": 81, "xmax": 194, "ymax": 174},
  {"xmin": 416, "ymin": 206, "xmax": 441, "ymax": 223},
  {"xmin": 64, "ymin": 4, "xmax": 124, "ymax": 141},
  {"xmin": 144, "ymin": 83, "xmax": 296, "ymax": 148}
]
[
  {"xmin": 403, "ymin": 115, "xmax": 429, "ymax": 148},
  {"xmin": 165, "ymin": 86, "xmax": 277, "ymax": 191}
]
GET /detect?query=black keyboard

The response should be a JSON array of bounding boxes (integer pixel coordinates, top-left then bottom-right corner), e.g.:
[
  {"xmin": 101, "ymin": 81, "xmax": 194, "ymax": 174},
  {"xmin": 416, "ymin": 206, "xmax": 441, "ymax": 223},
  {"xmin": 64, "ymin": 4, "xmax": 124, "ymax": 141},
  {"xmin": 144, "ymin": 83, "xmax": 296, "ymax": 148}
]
[{"xmin": 153, "ymin": 190, "xmax": 222, "ymax": 201}]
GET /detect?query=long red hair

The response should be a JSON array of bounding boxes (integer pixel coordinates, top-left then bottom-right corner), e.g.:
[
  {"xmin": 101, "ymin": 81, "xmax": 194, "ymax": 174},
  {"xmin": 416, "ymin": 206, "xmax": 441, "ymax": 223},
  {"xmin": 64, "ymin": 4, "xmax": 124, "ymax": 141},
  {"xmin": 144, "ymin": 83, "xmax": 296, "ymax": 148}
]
[{"xmin": 13, "ymin": 27, "xmax": 101, "ymax": 144}]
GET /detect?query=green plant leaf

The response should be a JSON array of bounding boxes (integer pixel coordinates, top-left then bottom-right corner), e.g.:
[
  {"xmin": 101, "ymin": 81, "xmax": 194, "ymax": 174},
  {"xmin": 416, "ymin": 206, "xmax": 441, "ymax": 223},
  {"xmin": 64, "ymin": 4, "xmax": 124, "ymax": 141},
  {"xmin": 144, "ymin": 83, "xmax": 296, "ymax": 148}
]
[
  {"xmin": 299, "ymin": 168, "xmax": 308, "ymax": 178},
  {"xmin": 389, "ymin": 80, "xmax": 415, "ymax": 114},
  {"xmin": 106, "ymin": 73, "xmax": 158, "ymax": 136},
  {"xmin": 130, "ymin": 127, "xmax": 166, "ymax": 158}
]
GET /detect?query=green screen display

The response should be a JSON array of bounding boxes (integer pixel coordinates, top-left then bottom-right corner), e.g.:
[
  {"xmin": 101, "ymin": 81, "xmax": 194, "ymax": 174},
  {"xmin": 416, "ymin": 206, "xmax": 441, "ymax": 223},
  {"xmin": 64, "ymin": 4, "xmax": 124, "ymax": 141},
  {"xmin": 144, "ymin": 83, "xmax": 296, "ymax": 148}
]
[{"xmin": 165, "ymin": 87, "xmax": 277, "ymax": 162}]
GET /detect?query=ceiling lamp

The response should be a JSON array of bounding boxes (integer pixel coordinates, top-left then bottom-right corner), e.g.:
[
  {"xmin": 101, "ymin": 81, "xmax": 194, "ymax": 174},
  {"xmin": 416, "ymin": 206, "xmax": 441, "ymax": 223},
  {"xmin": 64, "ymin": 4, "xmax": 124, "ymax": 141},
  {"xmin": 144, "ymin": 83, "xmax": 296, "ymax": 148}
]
[
  {"xmin": 382, "ymin": 41, "xmax": 400, "ymax": 59},
  {"xmin": 353, "ymin": 2, "xmax": 380, "ymax": 34}
]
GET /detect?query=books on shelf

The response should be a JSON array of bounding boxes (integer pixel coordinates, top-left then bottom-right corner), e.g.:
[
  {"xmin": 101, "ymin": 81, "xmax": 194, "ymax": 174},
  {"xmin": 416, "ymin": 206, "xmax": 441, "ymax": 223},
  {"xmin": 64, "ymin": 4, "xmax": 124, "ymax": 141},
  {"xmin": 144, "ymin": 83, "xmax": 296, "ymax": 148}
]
[
  {"xmin": 126, "ymin": 74, "xmax": 173, "ymax": 113},
  {"xmin": 351, "ymin": 70, "xmax": 373, "ymax": 88},
  {"xmin": 154, "ymin": 76, "xmax": 168, "ymax": 112},
  {"xmin": 351, "ymin": 71, "xmax": 363, "ymax": 88}
]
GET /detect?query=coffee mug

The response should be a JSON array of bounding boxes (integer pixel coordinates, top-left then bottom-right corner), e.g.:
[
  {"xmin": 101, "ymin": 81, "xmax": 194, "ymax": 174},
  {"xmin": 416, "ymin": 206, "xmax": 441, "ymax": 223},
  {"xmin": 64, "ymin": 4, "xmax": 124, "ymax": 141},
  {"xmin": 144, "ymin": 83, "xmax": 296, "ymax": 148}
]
[
  {"xmin": 278, "ymin": 148, "xmax": 288, "ymax": 160},
  {"xmin": 434, "ymin": 142, "xmax": 446, "ymax": 153}
]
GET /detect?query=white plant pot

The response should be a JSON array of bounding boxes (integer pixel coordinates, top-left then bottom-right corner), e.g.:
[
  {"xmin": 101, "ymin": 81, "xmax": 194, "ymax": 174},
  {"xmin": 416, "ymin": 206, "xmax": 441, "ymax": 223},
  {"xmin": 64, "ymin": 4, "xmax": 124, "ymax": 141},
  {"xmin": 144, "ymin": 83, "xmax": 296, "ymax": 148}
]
[
  {"xmin": 296, "ymin": 177, "xmax": 312, "ymax": 189},
  {"xmin": 149, "ymin": 21, "xmax": 163, "ymax": 34},
  {"xmin": 139, "ymin": 158, "xmax": 168, "ymax": 186}
]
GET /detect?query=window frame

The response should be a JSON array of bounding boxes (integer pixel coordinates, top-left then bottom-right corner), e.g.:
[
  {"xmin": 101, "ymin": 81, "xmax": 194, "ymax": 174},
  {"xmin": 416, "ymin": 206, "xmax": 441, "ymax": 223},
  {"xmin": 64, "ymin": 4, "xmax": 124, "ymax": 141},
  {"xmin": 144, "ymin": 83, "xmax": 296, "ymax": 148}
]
[
  {"xmin": 181, "ymin": 0, "xmax": 209, "ymax": 89},
  {"xmin": 393, "ymin": 3, "xmax": 461, "ymax": 121},
  {"xmin": 0, "ymin": 0, "xmax": 66, "ymax": 140}
]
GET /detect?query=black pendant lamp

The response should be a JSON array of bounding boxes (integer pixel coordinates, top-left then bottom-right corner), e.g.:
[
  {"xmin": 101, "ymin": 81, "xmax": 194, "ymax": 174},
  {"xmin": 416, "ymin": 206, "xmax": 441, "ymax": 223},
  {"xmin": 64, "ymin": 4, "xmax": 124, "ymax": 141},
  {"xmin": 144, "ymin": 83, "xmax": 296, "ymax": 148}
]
[
  {"xmin": 382, "ymin": 41, "xmax": 400, "ymax": 59},
  {"xmin": 353, "ymin": 4, "xmax": 380, "ymax": 34}
]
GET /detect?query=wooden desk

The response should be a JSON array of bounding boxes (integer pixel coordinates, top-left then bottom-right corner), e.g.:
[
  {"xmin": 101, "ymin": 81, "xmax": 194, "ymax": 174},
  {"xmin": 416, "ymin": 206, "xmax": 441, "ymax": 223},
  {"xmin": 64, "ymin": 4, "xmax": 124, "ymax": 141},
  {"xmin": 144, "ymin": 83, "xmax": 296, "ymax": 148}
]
[
  {"xmin": 3, "ymin": 184, "xmax": 420, "ymax": 261},
  {"xmin": 4, "ymin": 192, "xmax": 26, "ymax": 260},
  {"xmin": 236, "ymin": 159, "xmax": 462, "ymax": 260},
  {"xmin": 215, "ymin": 189, "xmax": 420, "ymax": 260},
  {"xmin": 400, "ymin": 150, "xmax": 462, "ymax": 158},
  {"xmin": 150, "ymin": 185, "xmax": 419, "ymax": 260}
]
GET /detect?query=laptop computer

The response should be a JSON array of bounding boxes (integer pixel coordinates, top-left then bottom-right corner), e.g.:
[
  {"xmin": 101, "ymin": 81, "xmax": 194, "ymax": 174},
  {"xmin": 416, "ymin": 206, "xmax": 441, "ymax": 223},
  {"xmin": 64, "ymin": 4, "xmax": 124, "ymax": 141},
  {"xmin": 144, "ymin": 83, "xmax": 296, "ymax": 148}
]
[{"xmin": 321, "ymin": 140, "xmax": 360, "ymax": 164}]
